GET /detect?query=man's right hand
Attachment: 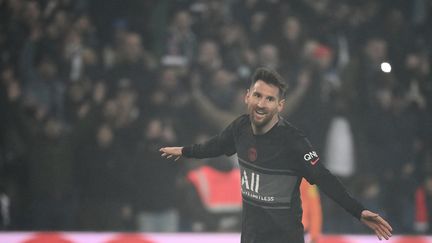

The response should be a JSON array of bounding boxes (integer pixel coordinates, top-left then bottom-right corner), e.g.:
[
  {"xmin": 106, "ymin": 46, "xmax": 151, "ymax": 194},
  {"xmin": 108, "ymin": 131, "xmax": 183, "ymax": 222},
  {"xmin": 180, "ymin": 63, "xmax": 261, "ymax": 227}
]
[{"xmin": 159, "ymin": 147, "xmax": 183, "ymax": 161}]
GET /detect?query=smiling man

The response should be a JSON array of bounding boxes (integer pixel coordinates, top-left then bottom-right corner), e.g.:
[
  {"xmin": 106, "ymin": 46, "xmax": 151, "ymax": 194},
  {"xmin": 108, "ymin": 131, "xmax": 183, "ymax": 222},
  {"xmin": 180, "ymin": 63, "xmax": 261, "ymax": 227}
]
[{"xmin": 160, "ymin": 67, "xmax": 392, "ymax": 243}]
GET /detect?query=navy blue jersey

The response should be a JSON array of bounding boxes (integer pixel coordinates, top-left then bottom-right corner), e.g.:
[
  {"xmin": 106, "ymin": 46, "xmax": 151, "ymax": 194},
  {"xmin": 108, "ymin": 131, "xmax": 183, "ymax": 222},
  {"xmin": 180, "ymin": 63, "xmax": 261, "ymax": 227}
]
[{"xmin": 183, "ymin": 114, "xmax": 364, "ymax": 243}]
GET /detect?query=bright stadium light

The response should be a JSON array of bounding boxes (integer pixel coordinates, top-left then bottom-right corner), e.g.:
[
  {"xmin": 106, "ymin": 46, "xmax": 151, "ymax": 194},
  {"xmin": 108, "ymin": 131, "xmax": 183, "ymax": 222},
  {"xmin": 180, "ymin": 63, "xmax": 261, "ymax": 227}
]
[{"xmin": 381, "ymin": 62, "xmax": 392, "ymax": 73}]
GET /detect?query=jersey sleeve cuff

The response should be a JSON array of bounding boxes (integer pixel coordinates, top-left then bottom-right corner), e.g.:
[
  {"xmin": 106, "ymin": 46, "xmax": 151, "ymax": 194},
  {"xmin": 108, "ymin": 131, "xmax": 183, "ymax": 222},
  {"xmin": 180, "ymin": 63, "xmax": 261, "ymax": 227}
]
[
  {"xmin": 353, "ymin": 203, "xmax": 366, "ymax": 220},
  {"xmin": 182, "ymin": 146, "xmax": 193, "ymax": 157}
]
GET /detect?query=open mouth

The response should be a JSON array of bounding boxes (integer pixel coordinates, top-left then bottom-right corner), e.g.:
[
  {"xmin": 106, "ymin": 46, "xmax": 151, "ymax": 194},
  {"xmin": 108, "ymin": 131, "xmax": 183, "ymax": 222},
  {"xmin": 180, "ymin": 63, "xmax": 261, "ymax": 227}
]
[{"xmin": 254, "ymin": 110, "xmax": 267, "ymax": 118}]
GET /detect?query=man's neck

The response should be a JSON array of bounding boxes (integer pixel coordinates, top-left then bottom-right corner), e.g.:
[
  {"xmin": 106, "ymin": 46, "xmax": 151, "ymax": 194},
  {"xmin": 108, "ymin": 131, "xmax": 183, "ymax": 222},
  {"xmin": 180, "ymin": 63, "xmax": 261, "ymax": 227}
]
[{"xmin": 252, "ymin": 115, "xmax": 279, "ymax": 135}]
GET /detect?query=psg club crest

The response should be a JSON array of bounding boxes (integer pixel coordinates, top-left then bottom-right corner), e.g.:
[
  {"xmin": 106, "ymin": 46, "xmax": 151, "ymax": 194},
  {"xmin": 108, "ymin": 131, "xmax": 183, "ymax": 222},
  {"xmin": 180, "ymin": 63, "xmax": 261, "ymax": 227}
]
[{"xmin": 248, "ymin": 147, "xmax": 257, "ymax": 162}]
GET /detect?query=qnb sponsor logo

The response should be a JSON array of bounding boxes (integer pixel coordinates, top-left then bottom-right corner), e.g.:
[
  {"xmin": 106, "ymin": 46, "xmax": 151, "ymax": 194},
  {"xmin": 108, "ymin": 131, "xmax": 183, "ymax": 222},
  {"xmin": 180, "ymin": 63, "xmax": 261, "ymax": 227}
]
[{"xmin": 304, "ymin": 151, "xmax": 319, "ymax": 165}]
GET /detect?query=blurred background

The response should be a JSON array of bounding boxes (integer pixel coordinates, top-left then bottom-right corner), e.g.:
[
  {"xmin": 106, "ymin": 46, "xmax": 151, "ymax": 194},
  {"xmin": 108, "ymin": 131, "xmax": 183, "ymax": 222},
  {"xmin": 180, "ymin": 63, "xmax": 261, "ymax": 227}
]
[{"xmin": 0, "ymin": 0, "xmax": 431, "ymax": 237}]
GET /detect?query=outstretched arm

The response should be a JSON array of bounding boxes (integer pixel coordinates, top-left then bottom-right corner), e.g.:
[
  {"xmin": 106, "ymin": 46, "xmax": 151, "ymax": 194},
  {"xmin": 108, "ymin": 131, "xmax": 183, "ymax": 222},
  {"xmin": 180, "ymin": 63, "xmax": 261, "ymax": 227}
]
[
  {"xmin": 309, "ymin": 166, "xmax": 393, "ymax": 240},
  {"xmin": 295, "ymin": 135, "xmax": 393, "ymax": 240},
  {"xmin": 360, "ymin": 210, "xmax": 393, "ymax": 240},
  {"xmin": 159, "ymin": 114, "xmax": 240, "ymax": 160}
]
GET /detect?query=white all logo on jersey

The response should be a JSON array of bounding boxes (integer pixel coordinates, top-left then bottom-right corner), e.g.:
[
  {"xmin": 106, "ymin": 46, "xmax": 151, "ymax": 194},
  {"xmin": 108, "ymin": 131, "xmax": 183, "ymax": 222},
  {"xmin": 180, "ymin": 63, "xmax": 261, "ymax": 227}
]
[{"xmin": 242, "ymin": 170, "xmax": 260, "ymax": 193}]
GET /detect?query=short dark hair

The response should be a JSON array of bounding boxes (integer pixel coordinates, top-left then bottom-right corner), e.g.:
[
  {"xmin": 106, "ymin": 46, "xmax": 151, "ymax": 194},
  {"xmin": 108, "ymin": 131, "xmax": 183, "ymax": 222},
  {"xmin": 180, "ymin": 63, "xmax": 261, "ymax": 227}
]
[{"xmin": 251, "ymin": 67, "xmax": 287, "ymax": 99}]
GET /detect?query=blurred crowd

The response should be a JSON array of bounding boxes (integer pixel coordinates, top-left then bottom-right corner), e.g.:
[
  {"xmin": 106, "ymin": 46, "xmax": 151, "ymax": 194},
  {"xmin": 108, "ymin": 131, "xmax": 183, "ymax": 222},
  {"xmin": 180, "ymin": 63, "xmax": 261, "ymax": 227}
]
[{"xmin": 0, "ymin": 0, "xmax": 431, "ymax": 235}]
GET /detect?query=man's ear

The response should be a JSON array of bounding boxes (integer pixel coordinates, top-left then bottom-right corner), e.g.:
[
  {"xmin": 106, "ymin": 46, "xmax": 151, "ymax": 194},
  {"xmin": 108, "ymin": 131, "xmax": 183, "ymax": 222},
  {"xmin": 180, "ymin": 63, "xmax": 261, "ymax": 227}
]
[
  {"xmin": 245, "ymin": 89, "xmax": 250, "ymax": 104},
  {"xmin": 277, "ymin": 98, "xmax": 285, "ymax": 112}
]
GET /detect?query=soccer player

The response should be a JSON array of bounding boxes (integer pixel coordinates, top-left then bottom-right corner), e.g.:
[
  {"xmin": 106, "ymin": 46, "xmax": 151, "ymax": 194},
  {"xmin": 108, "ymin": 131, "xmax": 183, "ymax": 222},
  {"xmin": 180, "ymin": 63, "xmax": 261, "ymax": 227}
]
[{"xmin": 160, "ymin": 67, "xmax": 392, "ymax": 243}]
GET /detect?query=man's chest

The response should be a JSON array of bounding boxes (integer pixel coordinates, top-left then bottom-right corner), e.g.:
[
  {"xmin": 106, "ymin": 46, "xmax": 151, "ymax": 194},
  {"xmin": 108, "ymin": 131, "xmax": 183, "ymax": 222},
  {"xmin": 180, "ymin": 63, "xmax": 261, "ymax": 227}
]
[
  {"xmin": 234, "ymin": 133, "xmax": 302, "ymax": 208},
  {"xmin": 235, "ymin": 131, "xmax": 299, "ymax": 171}
]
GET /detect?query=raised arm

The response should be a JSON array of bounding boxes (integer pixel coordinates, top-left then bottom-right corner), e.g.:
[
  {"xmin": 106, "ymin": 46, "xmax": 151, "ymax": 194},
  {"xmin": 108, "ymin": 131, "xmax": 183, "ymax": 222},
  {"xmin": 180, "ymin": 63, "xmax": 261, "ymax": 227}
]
[
  {"xmin": 282, "ymin": 69, "xmax": 312, "ymax": 117},
  {"xmin": 190, "ymin": 73, "xmax": 237, "ymax": 130}
]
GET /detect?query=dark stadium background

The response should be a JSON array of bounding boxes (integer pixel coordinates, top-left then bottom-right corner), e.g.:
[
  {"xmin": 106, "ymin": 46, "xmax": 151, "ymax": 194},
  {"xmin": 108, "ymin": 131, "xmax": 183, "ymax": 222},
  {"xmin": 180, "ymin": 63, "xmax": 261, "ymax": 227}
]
[{"xmin": 0, "ymin": 0, "xmax": 431, "ymax": 241}]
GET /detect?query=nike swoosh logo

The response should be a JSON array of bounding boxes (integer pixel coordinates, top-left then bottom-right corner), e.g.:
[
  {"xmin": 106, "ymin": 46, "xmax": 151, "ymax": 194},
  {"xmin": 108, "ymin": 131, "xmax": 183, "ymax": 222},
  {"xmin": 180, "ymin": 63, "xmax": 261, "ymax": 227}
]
[{"xmin": 311, "ymin": 158, "xmax": 319, "ymax": 165}]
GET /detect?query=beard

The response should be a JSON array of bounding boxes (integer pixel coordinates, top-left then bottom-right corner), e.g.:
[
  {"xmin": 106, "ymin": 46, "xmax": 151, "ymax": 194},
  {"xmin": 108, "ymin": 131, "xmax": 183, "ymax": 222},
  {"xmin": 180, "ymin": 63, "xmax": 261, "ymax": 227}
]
[{"xmin": 248, "ymin": 106, "xmax": 277, "ymax": 128}]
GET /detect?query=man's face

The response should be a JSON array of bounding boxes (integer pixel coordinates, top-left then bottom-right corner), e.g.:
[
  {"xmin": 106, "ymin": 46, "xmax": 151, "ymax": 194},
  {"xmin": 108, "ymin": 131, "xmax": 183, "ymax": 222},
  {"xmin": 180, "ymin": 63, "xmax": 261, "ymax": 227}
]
[{"xmin": 245, "ymin": 80, "xmax": 285, "ymax": 130}]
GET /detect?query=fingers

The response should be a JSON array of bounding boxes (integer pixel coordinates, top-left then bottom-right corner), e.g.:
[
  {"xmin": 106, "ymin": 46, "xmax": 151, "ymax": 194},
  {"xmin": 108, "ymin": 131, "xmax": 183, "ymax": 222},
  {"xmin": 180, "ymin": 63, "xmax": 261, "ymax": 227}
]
[
  {"xmin": 370, "ymin": 215, "xmax": 392, "ymax": 236},
  {"xmin": 159, "ymin": 148, "xmax": 181, "ymax": 161},
  {"xmin": 376, "ymin": 217, "xmax": 392, "ymax": 240},
  {"xmin": 160, "ymin": 149, "xmax": 170, "ymax": 158},
  {"xmin": 161, "ymin": 153, "xmax": 174, "ymax": 159},
  {"xmin": 366, "ymin": 216, "xmax": 392, "ymax": 240},
  {"xmin": 377, "ymin": 216, "xmax": 393, "ymax": 232},
  {"xmin": 374, "ymin": 228, "xmax": 382, "ymax": 241},
  {"xmin": 160, "ymin": 148, "xmax": 170, "ymax": 158},
  {"xmin": 374, "ymin": 223, "xmax": 389, "ymax": 240},
  {"xmin": 363, "ymin": 211, "xmax": 393, "ymax": 232},
  {"xmin": 362, "ymin": 212, "xmax": 393, "ymax": 241},
  {"xmin": 366, "ymin": 221, "xmax": 384, "ymax": 240},
  {"xmin": 377, "ymin": 221, "xmax": 392, "ymax": 237}
]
